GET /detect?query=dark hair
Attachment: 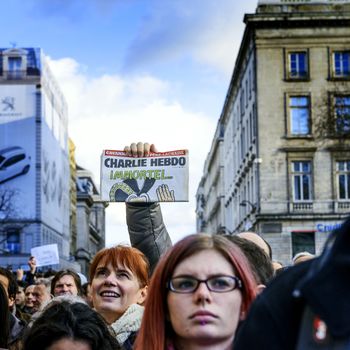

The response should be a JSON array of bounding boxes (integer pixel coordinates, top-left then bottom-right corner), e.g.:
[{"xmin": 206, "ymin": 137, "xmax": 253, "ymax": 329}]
[
  {"xmin": 17, "ymin": 280, "xmax": 28, "ymax": 290},
  {"xmin": 0, "ymin": 267, "xmax": 18, "ymax": 300},
  {"xmin": 0, "ymin": 283, "xmax": 10, "ymax": 348},
  {"xmin": 134, "ymin": 234, "xmax": 257, "ymax": 350},
  {"xmin": 227, "ymin": 235, "xmax": 274, "ymax": 285},
  {"xmin": 81, "ymin": 282, "xmax": 90, "ymax": 296},
  {"xmin": 50, "ymin": 270, "xmax": 82, "ymax": 296},
  {"xmin": 23, "ymin": 301, "xmax": 119, "ymax": 350},
  {"xmin": 262, "ymin": 237, "xmax": 273, "ymax": 259}
]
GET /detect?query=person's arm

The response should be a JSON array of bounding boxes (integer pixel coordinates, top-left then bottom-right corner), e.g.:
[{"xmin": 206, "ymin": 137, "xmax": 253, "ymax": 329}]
[
  {"xmin": 124, "ymin": 142, "xmax": 172, "ymax": 273},
  {"xmin": 127, "ymin": 202, "xmax": 172, "ymax": 273},
  {"xmin": 24, "ymin": 256, "xmax": 37, "ymax": 285}
]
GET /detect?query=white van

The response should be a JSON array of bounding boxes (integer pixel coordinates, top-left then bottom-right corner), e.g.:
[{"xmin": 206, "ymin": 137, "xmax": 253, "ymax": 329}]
[{"xmin": 0, "ymin": 146, "xmax": 31, "ymax": 183}]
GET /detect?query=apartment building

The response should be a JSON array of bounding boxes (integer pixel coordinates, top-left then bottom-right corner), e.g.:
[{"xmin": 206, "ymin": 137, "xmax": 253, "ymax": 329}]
[{"xmin": 197, "ymin": 0, "xmax": 350, "ymax": 264}]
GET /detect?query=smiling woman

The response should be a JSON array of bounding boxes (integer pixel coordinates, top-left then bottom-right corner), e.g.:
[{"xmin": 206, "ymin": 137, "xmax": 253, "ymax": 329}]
[
  {"xmin": 89, "ymin": 245, "xmax": 149, "ymax": 349},
  {"xmin": 133, "ymin": 234, "xmax": 257, "ymax": 350}
]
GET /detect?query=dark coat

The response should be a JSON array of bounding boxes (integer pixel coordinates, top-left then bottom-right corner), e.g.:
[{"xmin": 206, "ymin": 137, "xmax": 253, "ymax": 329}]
[
  {"xmin": 234, "ymin": 216, "xmax": 350, "ymax": 350},
  {"xmin": 126, "ymin": 202, "xmax": 172, "ymax": 273},
  {"xmin": 9, "ymin": 313, "xmax": 25, "ymax": 350}
]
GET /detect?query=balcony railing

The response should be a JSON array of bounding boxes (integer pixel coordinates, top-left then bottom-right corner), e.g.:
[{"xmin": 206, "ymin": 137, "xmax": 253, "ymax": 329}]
[
  {"xmin": 292, "ymin": 202, "xmax": 313, "ymax": 211},
  {"xmin": 336, "ymin": 201, "xmax": 350, "ymax": 211},
  {"xmin": 5, "ymin": 70, "xmax": 25, "ymax": 80}
]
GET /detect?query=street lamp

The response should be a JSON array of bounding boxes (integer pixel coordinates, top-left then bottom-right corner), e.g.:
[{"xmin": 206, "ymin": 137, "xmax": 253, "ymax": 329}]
[{"xmin": 240, "ymin": 200, "xmax": 257, "ymax": 213}]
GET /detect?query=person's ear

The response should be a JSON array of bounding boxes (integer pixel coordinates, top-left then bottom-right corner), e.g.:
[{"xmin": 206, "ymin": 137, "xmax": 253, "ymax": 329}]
[
  {"xmin": 137, "ymin": 286, "xmax": 148, "ymax": 305},
  {"xmin": 256, "ymin": 284, "xmax": 266, "ymax": 294}
]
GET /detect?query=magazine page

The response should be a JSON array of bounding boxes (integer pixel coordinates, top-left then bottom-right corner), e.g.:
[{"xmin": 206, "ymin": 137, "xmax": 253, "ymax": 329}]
[{"xmin": 100, "ymin": 149, "xmax": 189, "ymax": 202}]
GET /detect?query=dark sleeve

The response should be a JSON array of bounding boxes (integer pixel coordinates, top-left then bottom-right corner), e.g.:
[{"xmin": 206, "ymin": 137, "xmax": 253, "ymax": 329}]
[
  {"xmin": 126, "ymin": 202, "xmax": 172, "ymax": 273},
  {"xmin": 24, "ymin": 271, "xmax": 35, "ymax": 285},
  {"xmin": 234, "ymin": 264, "xmax": 308, "ymax": 350}
]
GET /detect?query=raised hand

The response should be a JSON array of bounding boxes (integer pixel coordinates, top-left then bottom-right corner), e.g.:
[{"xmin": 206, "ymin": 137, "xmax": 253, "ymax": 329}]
[
  {"xmin": 156, "ymin": 184, "xmax": 175, "ymax": 202},
  {"xmin": 124, "ymin": 142, "xmax": 158, "ymax": 157}
]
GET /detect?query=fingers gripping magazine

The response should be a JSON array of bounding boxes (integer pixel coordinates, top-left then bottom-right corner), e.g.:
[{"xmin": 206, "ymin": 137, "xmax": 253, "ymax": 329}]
[{"xmin": 100, "ymin": 149, "xmax": 189, "ymax": 202}]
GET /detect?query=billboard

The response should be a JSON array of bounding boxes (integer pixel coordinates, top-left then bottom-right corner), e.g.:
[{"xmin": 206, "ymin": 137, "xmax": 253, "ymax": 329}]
[
  {"xmin": 0, "ymin": 85, "xmax": 37, "ymax": 219},
  {"xmin": 41, "ymin": 88, "xmax": 69, "ymax": 236}
]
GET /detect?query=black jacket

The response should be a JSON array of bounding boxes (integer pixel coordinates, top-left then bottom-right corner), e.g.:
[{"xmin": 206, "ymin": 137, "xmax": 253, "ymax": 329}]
[
  {"xmin": 126, "ymin": 202, "xmax": 172, "ymax": 273},
  {"xmin": 234, "ymin": 217, "xmax": 350, "ymax": 349}
]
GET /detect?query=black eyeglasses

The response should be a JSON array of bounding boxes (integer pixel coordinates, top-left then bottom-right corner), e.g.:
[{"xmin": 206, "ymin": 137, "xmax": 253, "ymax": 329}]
[{"xmin": 168, "ymin": 275, "xmax": 242, "ymax": 294}]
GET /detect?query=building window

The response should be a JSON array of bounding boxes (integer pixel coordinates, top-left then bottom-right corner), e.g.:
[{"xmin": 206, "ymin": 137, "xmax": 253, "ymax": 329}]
[
  {"xmin": 6, "ymin": 229, "xmax": 20, "ymax": 254},
  {"xmin": 291, "ymin": 231, "xmax": 315, "ymax": 257},
  {"xmin": 289, "ymin": 96, "xmax": 311, "ymax": 135},
  {"xmin": 334, "ymin": 95, "xmax": 350, "ymax": 133},
  {"xmin": 292, "ymin": 161, "xmax": 312, "ymax": 201},
  {"xmin": 245, "ymin": 80, "xmax": 248, "ymax": 106},
  {"xmin": 248, "ymin": 70, "xmax": 252, "ymax": 98},
  {"xmin": 288, "ymin": 52, "xmax": 308, "ymax": 79},
  {"xmin": 333, "ymin": 51, "xmax": 350, "ymax": 78},
  {"xmin": 240, "ymin": 88, "xmax": 245, "ymax": 117},
  {"xmin": 8, "ymin": 57, "xmax": 22, "ymax": 79},
  {"xmin": 337, "ymin": 160, "xmax": 350, "ymax": 200}
]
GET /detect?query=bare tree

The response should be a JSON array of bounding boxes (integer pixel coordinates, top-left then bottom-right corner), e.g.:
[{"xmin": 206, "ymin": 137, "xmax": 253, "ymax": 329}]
[
  {"xmin": 0, "ymin": 188, "xmax": 28, "ymax": 250},
  {"xmin": 0, "ymin": 187, "xmax": 20, "ymax": 221},
  {"xmin": 314, "ymin": 83, "xmax": 350, "ymax": 144}
]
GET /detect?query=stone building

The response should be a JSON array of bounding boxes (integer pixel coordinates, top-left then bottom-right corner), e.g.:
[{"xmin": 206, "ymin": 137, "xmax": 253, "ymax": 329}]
[
  {"xmin": 197, "ymin": 0, "xmax": 350, "ymax": 265},
  {"xmin": 196, "ymin": 122, "xmax": 226, "ymax": 234},
  {"xmin": 75, "ymin": 166, "xmax": 107, "ymax": 276}
]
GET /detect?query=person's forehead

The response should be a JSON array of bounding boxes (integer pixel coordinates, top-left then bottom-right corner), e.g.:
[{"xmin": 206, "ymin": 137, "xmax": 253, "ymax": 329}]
[
  {"xmin": 25, "ymin": 285, "xmax": 35, "ymax": 293},
  {"xmin": 97, "ymin": 260, "xmax": 133, "ymax": 273},
  {"xmin": 57, "ymin": 274, "xmax": 76, "ymax": 284},
  {"xmin": 173, "ymin": 249, "xmax": 235, "ymax": 276},
  {"xmin": 35, "ymin": 284, "xmax": 47, "ymax": 293}
]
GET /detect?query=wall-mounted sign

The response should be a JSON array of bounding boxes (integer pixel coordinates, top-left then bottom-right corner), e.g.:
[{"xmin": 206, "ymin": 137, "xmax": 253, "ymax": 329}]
[
  {"xmin": 258, "ymin": 0, "xmax": 350, "ymax": 4},
  {"xmin": 316, "ymin": 222, "xmax": 343, "ymax": 233}
]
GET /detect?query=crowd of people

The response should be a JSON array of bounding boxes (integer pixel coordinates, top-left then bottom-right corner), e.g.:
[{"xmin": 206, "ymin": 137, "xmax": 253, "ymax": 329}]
[{"xmin": 0, "ymin": 142, "xmax": 349, "ymax": 350}]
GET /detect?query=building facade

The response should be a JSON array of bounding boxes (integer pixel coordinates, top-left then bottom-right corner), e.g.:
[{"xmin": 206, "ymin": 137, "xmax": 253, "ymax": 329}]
[
  {"xmin": 76, "ymin": 166, "xmax": 107, "ymax": 276},
  {"xmin": 196, "ymin": 122, "xmax": 226, "ymax": 234},
  {"xmin": 197, "ymin": 1, "xmax": 350, "ymax": 265},
  {"xmin": 0, "ymin": 47, "xmax": 107, "ymax": 272}
]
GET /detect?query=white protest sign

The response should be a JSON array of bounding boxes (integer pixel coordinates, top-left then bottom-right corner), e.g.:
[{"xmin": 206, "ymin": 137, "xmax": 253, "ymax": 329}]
[
  {"xmin": 31, "ymin": 244, "xmax": 59, "ymax": 267},
  {"xmin": 100, "ymin": 149, "xmax": 189, "ymax": 202}
]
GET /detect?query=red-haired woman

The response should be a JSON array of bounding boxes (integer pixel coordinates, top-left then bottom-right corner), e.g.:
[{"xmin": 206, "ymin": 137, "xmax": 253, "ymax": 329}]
[
  {"xmin": 89, "ymin": 245, "xmax": 149, "ymax": 350},
  {"xmin": 134, "ymin": 234, "xmax": 257, "ymax": 350}
]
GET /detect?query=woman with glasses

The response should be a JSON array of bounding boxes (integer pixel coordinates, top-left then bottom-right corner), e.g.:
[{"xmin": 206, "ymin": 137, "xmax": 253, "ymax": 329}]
[{"xmin": 134, "ymin": 234, "xmax": 257, "ymax": 350}]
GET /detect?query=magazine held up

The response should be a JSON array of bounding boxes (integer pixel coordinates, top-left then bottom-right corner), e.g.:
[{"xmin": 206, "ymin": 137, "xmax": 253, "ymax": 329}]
[{"xmin": 100, "ymin": 149, "xmax": 189, "ymax": 202}]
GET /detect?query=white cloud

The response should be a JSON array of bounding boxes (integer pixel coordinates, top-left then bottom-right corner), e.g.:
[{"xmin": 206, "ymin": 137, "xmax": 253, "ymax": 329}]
[
  {"xmin": 48, "ymin": 57, "xmax": 216, "ymax": 245},
  {"xmin": 124, "ymin": 0, "xmax": 258, "ymax": 75}
]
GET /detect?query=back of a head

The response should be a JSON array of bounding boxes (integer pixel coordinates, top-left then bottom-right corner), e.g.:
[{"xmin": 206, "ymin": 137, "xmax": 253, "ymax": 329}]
[
  {"xmin": 23, "ymin": 300, "xmax": 118, "ymax": 350},
  {"xmin": 237, "ymin": 232, "xmax": 272, "ymax": 259},
  {"xmin": 292, "ymin": 251, "xmax": 315, "ymax": 265},
  {"xmin": 227, "ymin": 235, "xmax": 274, "ymax": 285}
]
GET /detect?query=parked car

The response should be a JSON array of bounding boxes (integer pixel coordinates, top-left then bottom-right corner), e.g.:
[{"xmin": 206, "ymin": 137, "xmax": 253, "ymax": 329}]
[{"xmin": 0, "ymin": 146, "xmax": 31, "ymax": 183}]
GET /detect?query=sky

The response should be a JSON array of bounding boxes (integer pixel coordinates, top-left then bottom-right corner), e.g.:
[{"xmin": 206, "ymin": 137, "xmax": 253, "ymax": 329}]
[{"xmin": 0, "ymin": 0, "xmax": 258, "ymax": 246}]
